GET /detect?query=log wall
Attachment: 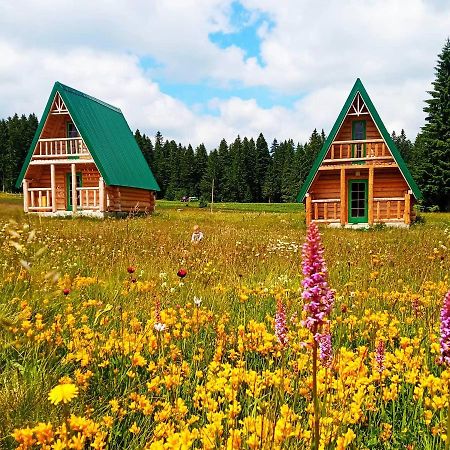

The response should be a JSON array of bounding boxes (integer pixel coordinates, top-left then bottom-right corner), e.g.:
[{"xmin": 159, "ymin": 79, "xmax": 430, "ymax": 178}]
[
  {"xmin": 335, "ymin": 115, "xmax": 382, "ymax": 142},
  {"xmin": 40, "ymin": 113, "xmax": 72, "ymax": 139},
  {"xmin": 106, "ymin": 186, "xmax": 156, "ymax": 213}
]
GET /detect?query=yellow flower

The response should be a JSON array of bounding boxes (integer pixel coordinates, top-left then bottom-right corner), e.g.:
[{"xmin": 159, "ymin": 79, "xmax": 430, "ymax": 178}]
[
  {"xmin": 48, "ymin": 383, "xmax": 78, "ymax": 405},
  {"xmin": 129, "ymin": 422, "xmax": 141, "ymax": 434}
]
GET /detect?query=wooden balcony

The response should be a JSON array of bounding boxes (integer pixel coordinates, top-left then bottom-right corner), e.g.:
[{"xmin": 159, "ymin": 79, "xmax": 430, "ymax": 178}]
[
  {"xmin": 324, "ymin": 139, "xmax": 393, "ymax": 163},
  {"xmin": 33, "ymin": 138, "xmax": 89, "ymax": 158}
]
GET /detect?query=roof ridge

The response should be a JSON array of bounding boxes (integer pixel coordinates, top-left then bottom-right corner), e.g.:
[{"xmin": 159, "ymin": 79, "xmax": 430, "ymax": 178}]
[{"xmin": 55, "ymin": 81, "xmax": 122, "ymax": 114}]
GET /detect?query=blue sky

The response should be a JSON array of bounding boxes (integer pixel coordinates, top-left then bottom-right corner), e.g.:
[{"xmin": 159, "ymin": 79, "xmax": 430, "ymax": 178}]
[{"xmin": 0, "ymin": 0, "xmax": 449, "ymax": 148}]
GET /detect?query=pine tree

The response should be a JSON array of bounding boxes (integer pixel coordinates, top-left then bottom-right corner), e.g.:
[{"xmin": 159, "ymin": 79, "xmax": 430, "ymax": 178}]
[
  {"xmin": 217, "ymin": 139, "xmax": 231, "ymax": 201},
  {"xmin": 255, "ymin": 133, "xmax": 270, "ymax": 201},
  {"xmin": 153, "ymin": 131, "xmax": 167, "ymax": 197},
  {"xmin": 392, "ymin": 130, "xmax": 413, "ymax": 165},
  {"xmin": 194, "ymin": 144, "xmax": 208, "ymax": 197},
  {"xmin": 421, "ymin": 39, "xmax": 450, "ymax": 210}
]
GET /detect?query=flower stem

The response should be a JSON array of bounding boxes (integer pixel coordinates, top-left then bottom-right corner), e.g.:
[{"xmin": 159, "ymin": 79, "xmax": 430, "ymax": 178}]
[
  {"xmin": 446, "ymin": 379, "xmax": 450, "ymax": 450},
  {"xmin": 312, "ymin": 333, "xmax": 320, "ymax": 450}
]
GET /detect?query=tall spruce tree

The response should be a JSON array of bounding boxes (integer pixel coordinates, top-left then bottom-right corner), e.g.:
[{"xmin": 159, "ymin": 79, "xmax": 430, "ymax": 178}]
[
  {"xmin": 421, "ymin": 39, "xmax": 450, "ymax": 210},
  {"xmin": 255, "ymin": 133, "xmax": 270, "ymax": 201}
]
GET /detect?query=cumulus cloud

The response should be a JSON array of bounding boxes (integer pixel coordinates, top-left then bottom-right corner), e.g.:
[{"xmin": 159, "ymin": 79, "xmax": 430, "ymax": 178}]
[{"xmin": 0, "ymin": 0, "xmax": 448, "ymax": 148}]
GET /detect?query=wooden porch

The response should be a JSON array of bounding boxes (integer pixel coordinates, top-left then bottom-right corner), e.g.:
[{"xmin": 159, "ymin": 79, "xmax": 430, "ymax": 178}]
[
  {"xmin": 23, "ymin": 161, "xmax": 106, "ymax": 214},
  {"xmin": 305, "ymin": 163, "xmax": 413, "ymax": 227}
]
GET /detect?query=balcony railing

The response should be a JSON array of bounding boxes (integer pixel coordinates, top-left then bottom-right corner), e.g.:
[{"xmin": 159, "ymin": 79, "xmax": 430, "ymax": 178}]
[
  {"xmin": 76, "ymin": 187, "xmax": 100, "ymax": 210},
  {"xmin": 325, "ymin": 139, "xmax": 392, "ymax": 162},
  {"xmin": 33, "ymin": 138, "xmax": 89, "ymax": 158}
]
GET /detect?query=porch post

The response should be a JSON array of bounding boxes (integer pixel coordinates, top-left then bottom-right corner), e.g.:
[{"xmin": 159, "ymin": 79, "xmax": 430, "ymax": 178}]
[
  {"xmin": 368, "ymin": 166, "xmax": 374, "ymax": 225},
  {"xmin": 404, "ymin": 190, "xmax": 411, "ymax": 225},
  {"xmin": 71, "ymin": 163, "xmax": 77, "ymax": 213},
  {"xmin": 23, "ymin": 179, "xmax": 29, "ymax": 213},
  {"xmin": 340, "ymin": 167, "xmax": 346, "ymax": 225},
  {"xmin": 99, "ymin": 176, "xmax": 105, "ymax": 212},
  {"xmin": 305, "ymin": 193, "xmax": 312, "ymax": 226},
  {"xmin": 50, "ymin": 164, "xmax": 56, "ymax": 213}
]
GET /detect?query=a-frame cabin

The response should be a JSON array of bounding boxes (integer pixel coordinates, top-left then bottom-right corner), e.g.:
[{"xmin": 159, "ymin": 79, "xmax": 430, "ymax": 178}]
[
  {"xmin": 297, "ymin": 79, "xmax": 421, "ymax": 227},
  {"xmin": 16, "ymin": 82, "xmax": 160, "ymax": 216}
]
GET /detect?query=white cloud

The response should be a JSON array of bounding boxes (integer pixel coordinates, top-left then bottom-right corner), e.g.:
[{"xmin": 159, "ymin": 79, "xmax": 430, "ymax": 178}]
[{"xmin": 0, "ymin": 0, "xmax": 448, "ymax": 148}]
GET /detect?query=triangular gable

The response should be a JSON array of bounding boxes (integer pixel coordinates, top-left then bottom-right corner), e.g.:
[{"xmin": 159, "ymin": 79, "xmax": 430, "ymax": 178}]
[
  {"xmin": 296, "ymin": 78, "xmax": 421, "ymax": 202},
  {"xmin": 16, "ymin": 82, "xmax": 160, "ymax": 192}
]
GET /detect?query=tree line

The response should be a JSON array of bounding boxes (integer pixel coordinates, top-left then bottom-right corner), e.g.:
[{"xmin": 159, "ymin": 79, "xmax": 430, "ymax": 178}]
[
  {"xmin": 134, "ymin": 129, "xmax": 325, "ymax": 203},
  {"xmin": 0, "ymin": 40, "xmax": 448, "ymax": 209}
]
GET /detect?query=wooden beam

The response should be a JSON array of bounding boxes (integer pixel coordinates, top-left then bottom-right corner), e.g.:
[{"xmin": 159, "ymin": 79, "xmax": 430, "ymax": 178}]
[
  {"xmin": 314, "ymin": 203, "xmax": 319, "ymax": 220},
  {"xmin": 333, "ymin": 138, "xmax": 384, "ymax": 145},
  {"xmin": 312, "ymin": 198, "xmax": 340, "ymax": 203},
  {"xmin": 368, "ymin": 166, "xmax": 374, "ymax": 225},
  {"xmin": 99, "ymin": 177, "xmax": 105, "ymax": 212},
  {"xmin": 323, "ymin": 156, "xmax": 394, "ymax": 164},
  {"xmin": 71, "ymin": 163, "xmax": 77, "ymax": 213},
  {"xmin": 319, "ymin": 162, "xmax": 398, "ymax": 171},
  {"xmin": 23, "ymin": 179, "xmax": 29, "ymax": 213},
  {"xmin": 30, "ymin": 159, "xmax": 95, "ymax": 166},
  {"xmin": 340, "ymin": 167, "xmax": 346, "ymax": 225},
  {"xmin": 305, "ymin": 194, "xmax": 312, "ymax": 226},
  {"xmin": 404, "ymin": 191, "xmax": 411, "ymax": 225},
  {"xmin": 50, "ymin": 164, "xmax": 56, "ymax": 213}
]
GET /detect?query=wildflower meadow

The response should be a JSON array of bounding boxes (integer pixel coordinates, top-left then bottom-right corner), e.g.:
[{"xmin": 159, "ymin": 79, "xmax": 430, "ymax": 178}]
[{"xmin": 1, "ymin": 194, "xmax": 449, "ymax": 449}]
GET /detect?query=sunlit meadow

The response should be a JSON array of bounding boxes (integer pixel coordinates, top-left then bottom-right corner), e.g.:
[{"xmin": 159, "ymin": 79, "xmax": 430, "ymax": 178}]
[{"xmin": 0, "ymin": 193, "xmax": 449, "ymax": 449}]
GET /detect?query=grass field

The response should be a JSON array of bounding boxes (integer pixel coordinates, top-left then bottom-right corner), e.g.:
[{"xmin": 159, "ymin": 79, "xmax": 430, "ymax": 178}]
[{"xmin": 0, "ymin": 193, "xmax": 449, "ymax": 449}]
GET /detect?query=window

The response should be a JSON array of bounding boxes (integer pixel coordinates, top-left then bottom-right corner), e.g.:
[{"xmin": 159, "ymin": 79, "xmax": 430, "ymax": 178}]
[
  {"xmin": 67, "ymin": 122, "xmax": 80, "ymax": 138},
  {"xmin": 352, "ymin": 120, "xmax": 366, "ymax": 159}
]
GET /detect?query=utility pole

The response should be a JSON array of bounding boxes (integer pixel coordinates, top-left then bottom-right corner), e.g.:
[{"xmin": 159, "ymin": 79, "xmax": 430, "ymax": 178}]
[{"xmin": 210, "ymin": 178, "xmax": 214, "ymax": 213}]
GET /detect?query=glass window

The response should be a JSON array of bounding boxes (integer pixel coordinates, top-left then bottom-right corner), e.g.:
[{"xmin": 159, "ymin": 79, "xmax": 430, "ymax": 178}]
[{"xmin": 67, "ymin": 123, "xmax": 79, "ymax": 138}]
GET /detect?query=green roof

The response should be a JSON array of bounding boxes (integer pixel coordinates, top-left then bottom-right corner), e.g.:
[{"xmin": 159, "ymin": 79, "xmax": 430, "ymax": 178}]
[
  {"xmin": 16, "ymin": 82, "xmax": 160, "ymax": 191},
  {"xmin": 296, "ymin": 78, "xmax": 421, "ymax": 202}
]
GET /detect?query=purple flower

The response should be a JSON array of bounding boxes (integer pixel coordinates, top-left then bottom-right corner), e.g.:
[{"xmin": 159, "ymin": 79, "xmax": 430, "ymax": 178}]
[
  {"xmin": 275, "ymin": 296, "xmax": 288, "ymax": 348},
  {"xmin": 301, "ymin": 223, "xmax": 334, "ymax": 332},
  {"xmin": 316, "ymin": 332, "xmax": 332, "ymax": 367},
  {"xmin": 440, "ymin": 290, "xmax": 450, "ymax": 365},
  {"xmin": 375, "ymin": 340, "xmax": 385, "ymax": 373}
]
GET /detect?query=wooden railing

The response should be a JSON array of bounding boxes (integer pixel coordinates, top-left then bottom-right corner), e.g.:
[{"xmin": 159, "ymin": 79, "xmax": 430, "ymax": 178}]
[
  {"xmin": 325, "ymin": 139, "xmax": 391, "ymax": 161},
  {"xmin": 34, "ymin": 138, "xmax": 89, "ymax": 158},
  {"xmin": 373, "ymin": 197, "xmax": 405, "ymax": 222},
  {"xmin": 76, "ymin": 187, "xmax": 100, "ymax": 210},
  {"xmin": 27, "ymin": 187, "xmax": 53, "ymax": 212},
  {"xmin": 306, "ymin": 197, "xmax": 341, "ymax": 224},
  {"xmin": 306, "ymin": 192, "xmax": 411, "ymax": 226}
]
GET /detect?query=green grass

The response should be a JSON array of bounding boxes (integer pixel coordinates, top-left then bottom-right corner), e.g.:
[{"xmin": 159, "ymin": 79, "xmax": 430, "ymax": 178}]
[
  {"xmin": 156, "ymin": 199, "xmax": 304, "ymax": 213},
  {"xmin": 0, "ymin": 193, "xmax": 450, "ymax": 449}
]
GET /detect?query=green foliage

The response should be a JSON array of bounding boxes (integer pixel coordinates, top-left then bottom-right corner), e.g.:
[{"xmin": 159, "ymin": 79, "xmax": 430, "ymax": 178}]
[
  {"xmin": 419, "ymin": 39, "xmax": 450, "ymax": 211},
  {"xmin": 0, "ymin": 114, "xmax": 38, "ymax": 192}
]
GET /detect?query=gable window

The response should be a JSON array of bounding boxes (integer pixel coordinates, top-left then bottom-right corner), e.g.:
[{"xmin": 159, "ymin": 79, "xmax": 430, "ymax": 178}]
[
  {"xmin": 67, "ymin": 122, "xmax": 80, "ymax": 138},
  {"xmin": 352, "ymin": 120, "xmax": 366, "ymax": 158}
]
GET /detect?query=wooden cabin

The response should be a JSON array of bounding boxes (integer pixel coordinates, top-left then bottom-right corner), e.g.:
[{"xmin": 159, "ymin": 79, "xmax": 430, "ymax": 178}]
[
  {"xmin": 16, "ymin": 82, "xmax": 160, "ymax": 216},
  {"xmin": 297, "ymin": 79, "xmax": 421, "ymax": 227}
]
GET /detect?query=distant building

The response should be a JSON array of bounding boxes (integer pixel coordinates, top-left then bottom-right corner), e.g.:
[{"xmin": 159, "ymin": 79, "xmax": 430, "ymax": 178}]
[
  {"xmin": 297, "ymin": 79, "xmax": 421, "ymax": 227},
  {"xmin": 16, "ymin": 82, "xmax": 160, "ymax": 216}
]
